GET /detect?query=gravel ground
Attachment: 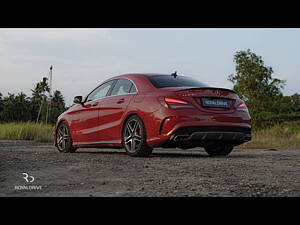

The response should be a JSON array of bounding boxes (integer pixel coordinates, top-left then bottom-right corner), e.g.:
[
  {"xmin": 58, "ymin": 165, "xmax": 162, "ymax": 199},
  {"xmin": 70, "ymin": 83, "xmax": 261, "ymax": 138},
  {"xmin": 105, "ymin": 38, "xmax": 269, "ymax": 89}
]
[{"xmin": 0, "ymin": 140, "xmax": 299, "ymax": 197}]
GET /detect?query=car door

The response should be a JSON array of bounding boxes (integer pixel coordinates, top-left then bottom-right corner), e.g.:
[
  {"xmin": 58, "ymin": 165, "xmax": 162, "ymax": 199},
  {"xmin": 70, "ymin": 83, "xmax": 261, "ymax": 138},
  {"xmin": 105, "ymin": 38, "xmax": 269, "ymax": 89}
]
[
  {"xmin": 98, "ymin": 78, "xmax": 137, "ymax": 143},
  {"xmin": 71, "ymin": 80, "xmax": 116, "ymax": 144}
]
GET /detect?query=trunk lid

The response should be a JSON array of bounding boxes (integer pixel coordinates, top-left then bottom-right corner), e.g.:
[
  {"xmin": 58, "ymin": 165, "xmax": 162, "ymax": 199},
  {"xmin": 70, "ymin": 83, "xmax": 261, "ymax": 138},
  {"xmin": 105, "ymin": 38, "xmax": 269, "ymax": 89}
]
[{"xmin": 173, "ymin": 86, "xmax": 239, "ymax": 113}]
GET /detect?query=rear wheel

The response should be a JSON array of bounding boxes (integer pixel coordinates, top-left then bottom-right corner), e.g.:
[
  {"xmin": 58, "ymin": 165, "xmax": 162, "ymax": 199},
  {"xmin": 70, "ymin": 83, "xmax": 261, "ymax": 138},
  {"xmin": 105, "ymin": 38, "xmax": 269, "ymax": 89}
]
[
  {"xmin": 56, "ymin": 121, "xmax": 77, "ymax": 153},
  {"xmin": 204, "ymin": 144, "xmax": 233, "ymax": 156},
  {"xmin": 123, "ymin": 115, "xmax": 153, "ymax": 157}
]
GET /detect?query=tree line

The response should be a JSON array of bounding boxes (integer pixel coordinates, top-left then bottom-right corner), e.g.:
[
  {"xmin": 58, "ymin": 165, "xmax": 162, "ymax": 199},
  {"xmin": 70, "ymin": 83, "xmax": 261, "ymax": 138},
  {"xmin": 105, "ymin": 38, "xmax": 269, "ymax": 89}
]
[
  {"xmin": 228, "ymin": 49, "xmax": 300, "ymax": 129},
  {"xmin": 0, "ymin": 77, "xmax": 66, "ymax": 124}
]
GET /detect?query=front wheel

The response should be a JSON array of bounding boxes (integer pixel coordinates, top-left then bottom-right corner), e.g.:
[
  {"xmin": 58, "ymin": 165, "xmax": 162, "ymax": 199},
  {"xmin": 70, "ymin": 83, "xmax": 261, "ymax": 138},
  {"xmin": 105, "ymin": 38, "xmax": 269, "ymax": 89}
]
[
  {"xmin": 204, "ymin": 144, "xmax": 233, "ymax": 156},
  {"xmin": 123, "ymin": 115, "xmax": 153, "ymax": 157},
  {"xmin": 56, "ymin": 121, "xmax": 77, "ymax": 153}
]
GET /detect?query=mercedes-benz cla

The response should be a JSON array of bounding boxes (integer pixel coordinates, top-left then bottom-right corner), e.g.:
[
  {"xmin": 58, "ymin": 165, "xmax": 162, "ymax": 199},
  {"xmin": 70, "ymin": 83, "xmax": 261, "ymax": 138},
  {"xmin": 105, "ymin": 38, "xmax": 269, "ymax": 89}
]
[{"xmin": 54, "ymin": 73, "xmax": 251, "ymax": 157}]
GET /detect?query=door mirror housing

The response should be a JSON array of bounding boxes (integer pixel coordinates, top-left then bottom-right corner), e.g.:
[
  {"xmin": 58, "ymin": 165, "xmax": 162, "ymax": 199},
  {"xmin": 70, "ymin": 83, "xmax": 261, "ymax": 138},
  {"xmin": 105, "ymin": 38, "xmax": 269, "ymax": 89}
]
[{"xmin": 73, "ymin": 96, "xmax": 83, "ymax": 104}]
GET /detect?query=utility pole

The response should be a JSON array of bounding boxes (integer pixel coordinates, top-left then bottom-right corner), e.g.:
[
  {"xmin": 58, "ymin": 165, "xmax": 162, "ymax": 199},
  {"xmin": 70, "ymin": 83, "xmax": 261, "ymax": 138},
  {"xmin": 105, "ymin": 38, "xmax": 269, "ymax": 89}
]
[
  {"xmin": 46, "ymin": 65, "xmax": 53, "ymax": 124},
  {"xmin": 36, "ymin": 100, "xmax": 43, "ymax": 123}
]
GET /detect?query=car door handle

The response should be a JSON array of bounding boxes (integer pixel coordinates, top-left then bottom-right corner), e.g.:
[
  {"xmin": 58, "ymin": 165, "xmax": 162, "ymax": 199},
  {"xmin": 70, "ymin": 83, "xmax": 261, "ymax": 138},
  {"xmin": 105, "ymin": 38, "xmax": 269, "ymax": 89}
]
[
  {"xmin": 92, "ymin": 102, "xmax": 99, "ymax": 106},
  {"xmin": 117, "ymin": 98, "xmax": 125, "ymax": 104}
]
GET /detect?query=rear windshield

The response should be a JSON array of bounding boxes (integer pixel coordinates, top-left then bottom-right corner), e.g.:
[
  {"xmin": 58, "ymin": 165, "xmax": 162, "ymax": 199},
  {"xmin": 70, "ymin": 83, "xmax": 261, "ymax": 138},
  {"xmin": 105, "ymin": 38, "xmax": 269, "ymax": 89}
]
[{"xmin": 147, "ymin": 75, "xmax": 208, "ymax": 88}]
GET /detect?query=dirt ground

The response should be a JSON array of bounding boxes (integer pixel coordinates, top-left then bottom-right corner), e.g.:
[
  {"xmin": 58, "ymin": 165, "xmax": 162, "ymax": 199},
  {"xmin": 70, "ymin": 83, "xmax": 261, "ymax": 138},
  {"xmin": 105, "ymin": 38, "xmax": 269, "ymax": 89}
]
[{"xmin": 0, "ymin": 140, "xmax": 299, "ymax": 197}]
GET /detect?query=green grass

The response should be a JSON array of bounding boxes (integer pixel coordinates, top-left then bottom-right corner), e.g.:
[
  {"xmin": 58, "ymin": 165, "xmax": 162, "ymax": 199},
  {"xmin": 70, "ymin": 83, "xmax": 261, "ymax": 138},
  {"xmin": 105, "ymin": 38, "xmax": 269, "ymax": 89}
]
[
  {"xmin": 0, "ymin": 122, "xmax": 54, "ymax": 143},
  {"xmin": 241, "ymin": 121, "xmax": 300, "ymax": 149}
]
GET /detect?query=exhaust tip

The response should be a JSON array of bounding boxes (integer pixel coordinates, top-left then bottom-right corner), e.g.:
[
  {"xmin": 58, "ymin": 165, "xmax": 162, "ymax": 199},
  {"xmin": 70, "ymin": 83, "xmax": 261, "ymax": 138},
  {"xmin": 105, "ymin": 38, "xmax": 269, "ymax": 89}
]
[{"xmin": 173, "ymin": 135, "xmax": 190, "ymax": 142}]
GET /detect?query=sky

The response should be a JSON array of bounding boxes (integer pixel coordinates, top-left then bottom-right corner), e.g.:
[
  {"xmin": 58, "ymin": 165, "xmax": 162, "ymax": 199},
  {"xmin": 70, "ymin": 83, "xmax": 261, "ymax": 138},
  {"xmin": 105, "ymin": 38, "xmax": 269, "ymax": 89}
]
[{"xmin": 0, "ymin": 28, "xmax": 299, "ymax": 106}]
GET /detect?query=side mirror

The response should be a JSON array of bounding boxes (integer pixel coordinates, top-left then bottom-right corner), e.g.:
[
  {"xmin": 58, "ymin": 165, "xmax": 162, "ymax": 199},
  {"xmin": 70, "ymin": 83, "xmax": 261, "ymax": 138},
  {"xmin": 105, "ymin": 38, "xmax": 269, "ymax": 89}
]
[{"xmin": 73, "ymin": 96, "xmax": 83, "ymax": 104}]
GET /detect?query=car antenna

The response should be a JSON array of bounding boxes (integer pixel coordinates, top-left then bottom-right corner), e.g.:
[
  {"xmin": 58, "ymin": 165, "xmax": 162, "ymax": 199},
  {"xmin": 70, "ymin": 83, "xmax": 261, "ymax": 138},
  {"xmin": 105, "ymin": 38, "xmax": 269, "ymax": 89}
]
[{"xmin": 171, "ymin": 71, "xmax": 178, "ymax": 78}]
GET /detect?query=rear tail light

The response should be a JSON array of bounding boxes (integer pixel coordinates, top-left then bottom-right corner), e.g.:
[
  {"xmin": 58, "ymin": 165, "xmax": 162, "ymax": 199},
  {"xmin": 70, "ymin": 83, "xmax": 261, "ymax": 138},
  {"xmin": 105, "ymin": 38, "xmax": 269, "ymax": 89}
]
[
  {"xmin": 158, "ymin": 97, "xmax": 195, "ymax": 109},
  {"xmin": 164, "ymin": 98, "xmax": 189, "ymax": 105},
  {"xmin": 237, "ymin": 102, "xmax": 249, "ymax": 112}
]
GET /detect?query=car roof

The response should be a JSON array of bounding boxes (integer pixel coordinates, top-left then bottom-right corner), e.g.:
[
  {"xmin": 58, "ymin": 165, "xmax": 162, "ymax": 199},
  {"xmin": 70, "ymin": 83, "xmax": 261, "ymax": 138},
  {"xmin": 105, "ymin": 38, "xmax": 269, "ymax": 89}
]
[
  {"xmin": 123, "ymin": 73, "xmax": 171, "ymax": 77},
  {"xmin": 109, "ymin": 73, "xmax": 177, "ymax": 79}
]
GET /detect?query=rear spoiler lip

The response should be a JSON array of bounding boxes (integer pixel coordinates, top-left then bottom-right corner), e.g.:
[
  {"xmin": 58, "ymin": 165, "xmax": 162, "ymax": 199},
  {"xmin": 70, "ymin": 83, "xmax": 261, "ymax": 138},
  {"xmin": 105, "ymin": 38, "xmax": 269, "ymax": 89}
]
[{"xmin": 175, "ymin": 87, "xmax": 237, "ymax": 94}]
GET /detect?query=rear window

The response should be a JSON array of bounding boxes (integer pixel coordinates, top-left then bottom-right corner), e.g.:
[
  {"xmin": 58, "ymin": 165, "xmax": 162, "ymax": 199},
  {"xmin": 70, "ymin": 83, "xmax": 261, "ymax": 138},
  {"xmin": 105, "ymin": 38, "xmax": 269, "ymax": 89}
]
[{"xmin": 147, "ymin": 75, "xmax": 208, "ymax": 88}]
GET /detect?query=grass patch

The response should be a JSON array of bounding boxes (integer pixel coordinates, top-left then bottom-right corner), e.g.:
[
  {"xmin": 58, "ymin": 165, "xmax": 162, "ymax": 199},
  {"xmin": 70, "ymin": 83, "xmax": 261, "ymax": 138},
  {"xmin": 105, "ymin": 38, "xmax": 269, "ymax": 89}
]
[
  {"xmin": 241, "ymin": 121, "xmax": 300, "ymax": 149},
  {"xmin": 0, "ymin": 122, "xmax": 54, "ymax": 143}
]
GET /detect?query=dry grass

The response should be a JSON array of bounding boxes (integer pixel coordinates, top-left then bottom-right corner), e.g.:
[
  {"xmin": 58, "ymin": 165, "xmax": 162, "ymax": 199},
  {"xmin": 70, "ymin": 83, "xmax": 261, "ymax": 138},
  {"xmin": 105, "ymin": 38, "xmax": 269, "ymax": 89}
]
[
  {"xmin": 0, "ymin": 122, "xmax": 54, "ymax": 143},
  {"xmin": 241, "ymin": 121, "xmax": 300, "ymax": 149}
]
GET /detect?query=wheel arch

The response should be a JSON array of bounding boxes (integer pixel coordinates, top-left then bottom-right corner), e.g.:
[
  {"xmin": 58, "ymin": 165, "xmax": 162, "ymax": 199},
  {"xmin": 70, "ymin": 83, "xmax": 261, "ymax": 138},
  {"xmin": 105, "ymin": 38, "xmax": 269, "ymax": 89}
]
[
  {"xmin": 121, "ymin": 113, "xmax": 139, "ymax": 134},
  {"xmin": 121, "ymin": 112, "xmax": 149, "ymax": 146}
]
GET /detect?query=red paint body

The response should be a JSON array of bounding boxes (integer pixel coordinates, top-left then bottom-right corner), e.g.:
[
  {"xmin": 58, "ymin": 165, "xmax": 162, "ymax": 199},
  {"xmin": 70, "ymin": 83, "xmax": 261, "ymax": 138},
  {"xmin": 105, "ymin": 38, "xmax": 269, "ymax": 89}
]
[{"xmin": 54, "ymin": 74, "xmax": 251, "ymax": 149}]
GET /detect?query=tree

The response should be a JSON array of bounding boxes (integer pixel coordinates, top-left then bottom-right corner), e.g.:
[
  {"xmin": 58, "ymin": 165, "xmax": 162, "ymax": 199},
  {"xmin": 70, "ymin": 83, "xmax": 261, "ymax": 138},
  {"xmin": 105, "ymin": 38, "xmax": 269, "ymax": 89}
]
[
  {"xmin": 15, "ymin": 92, "xmax": 32, "ymax": 121},
  {"xmin": 30, "ymin": 77, "xmax": 50, "ymax": 123},
  {"xmin": 0, "ymin": 93, "xmax": 16, "ymax": 122},
  {"xmin": 0, "ymin": 92, "xmax": 3, "ymax": 118},
  {"xmin": 228, "ymin": 49, "xmax": 285, "ymax": 115},
  {"xmin": 0, "ymin": 77, "xmax": 67, "ymax": 124},
  {"xmin": 0, "ymin": 92, "xmax": 31, "ymax": 122},
  {"xmin": 49, "ymin": 90, "xmax": 67, "ymax": 123},
  {"xmin": 276, "ymin": 93, "xmax": 300, "ymax": 114},
  {"xmin": 290, "ymin": 93, "xmax": 300, "ymax": 112}
]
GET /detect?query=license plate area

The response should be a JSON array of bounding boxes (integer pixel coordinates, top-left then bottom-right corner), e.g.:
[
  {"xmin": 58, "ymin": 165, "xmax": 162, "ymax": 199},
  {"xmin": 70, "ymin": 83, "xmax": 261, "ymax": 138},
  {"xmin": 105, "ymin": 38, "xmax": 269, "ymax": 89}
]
[{"xmin": 201, "ymin": 97, "xmax": 231, "ymax": 109}]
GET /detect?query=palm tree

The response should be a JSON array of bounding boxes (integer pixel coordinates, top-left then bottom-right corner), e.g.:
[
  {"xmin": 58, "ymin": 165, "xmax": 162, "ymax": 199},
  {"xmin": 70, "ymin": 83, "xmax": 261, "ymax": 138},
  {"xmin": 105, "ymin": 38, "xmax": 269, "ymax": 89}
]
[
  {"xmin": 49, "ymin": 90, "xmax": 66, "ymax": 123},
  {"xmin": 31, "ymin": 77, "xmax": 50, "ymax": 123}
]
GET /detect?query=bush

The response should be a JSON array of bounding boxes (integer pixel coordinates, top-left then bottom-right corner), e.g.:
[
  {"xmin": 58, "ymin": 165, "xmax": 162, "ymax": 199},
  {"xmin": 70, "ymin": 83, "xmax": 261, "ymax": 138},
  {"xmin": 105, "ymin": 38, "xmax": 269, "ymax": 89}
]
[{"xmin": 251, "ymin": 112, "xmax": 300, "ymax": 130}]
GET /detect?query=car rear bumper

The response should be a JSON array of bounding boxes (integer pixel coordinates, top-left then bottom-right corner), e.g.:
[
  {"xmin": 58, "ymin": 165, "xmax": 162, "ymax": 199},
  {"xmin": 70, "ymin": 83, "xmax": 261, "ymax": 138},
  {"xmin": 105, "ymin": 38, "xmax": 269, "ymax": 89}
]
[
  {"xmin": 171, "ymin": 126, "xmax": 251, "ymax": 142},
  {"xmin": 144, "ymin": 106, "xmax": 251, "ymax": 148},
  {"xmin": 150, "ymin": 126, "xmax": 251, "ymax": 148}
]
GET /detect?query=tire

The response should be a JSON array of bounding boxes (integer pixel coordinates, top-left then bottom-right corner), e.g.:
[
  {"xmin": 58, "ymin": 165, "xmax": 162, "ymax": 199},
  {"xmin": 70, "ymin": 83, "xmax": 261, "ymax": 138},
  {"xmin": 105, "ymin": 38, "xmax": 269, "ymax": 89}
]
[
  {"xmin": 204, "ymin": 144, "xmax": 233, "ymax": 156},
  {"xmin": 123, "ymin": 115, "xmax": 153, "ymax": 157},
  {"xmin": 56, "ymin": 121, "xmax": 77, "ymax": 153}
]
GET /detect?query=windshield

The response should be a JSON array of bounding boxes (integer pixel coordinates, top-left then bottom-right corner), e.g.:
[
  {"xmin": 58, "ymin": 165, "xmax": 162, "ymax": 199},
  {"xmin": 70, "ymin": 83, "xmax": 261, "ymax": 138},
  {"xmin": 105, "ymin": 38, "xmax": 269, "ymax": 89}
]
[{"xmin": 147, "ymin": 75, "xmax": 208, "ymax": 88}]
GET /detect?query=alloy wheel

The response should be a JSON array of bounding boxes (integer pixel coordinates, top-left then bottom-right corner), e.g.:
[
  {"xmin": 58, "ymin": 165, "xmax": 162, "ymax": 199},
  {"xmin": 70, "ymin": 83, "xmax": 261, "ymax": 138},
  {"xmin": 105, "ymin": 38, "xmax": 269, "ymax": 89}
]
[
  {"xmin": 57, "ymin": 123, "xmax": 69, "ymax": 151},
  {"xmin": 124, "ymin": 119, "xmax": 142, "ymax": 153}
]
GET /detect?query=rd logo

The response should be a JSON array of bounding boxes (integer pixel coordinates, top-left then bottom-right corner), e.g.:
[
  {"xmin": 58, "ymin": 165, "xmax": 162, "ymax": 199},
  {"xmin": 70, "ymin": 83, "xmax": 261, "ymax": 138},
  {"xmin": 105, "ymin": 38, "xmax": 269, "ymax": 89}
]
[{"xmin": 22, "ymin": 173, "xmax": 35, "ymax": 183}]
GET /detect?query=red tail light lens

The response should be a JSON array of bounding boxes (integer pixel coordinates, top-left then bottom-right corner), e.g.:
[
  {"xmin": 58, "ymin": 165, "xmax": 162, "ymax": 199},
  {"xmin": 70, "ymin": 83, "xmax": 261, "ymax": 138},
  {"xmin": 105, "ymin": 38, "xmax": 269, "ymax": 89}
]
[
  {"xmin": 158, "ymin": 97, "xmax": 194, "ymax": 109},
  {"xmin": 164, "ymin": 98, "xmax": 189, "ymax": 105},
  {"xmin": 237, "ymin": 102, "xmax": 249, "ymax": 112}
]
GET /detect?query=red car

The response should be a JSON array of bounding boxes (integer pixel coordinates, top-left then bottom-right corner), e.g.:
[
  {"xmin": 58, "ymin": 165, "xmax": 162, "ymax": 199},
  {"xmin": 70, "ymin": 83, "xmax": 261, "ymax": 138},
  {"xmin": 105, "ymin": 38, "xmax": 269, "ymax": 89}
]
[{"xmin": 54, "ymin": 73, "xmax": 251, "ymax": 157}]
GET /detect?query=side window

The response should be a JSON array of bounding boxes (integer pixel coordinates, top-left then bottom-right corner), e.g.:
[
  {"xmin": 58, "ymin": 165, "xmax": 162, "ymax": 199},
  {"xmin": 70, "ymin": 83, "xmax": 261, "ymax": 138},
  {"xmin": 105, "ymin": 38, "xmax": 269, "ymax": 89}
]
[
  {"xmin": 110, "ymin": 79, "xmax": 136, "ymax": 96},
  {"xmin": 129, "ymin": 84, "xmax": 137, "ymax": 93},
  {"xmin": 86, "ymin": 80, "xmax": 114, "ymax": 102}
]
